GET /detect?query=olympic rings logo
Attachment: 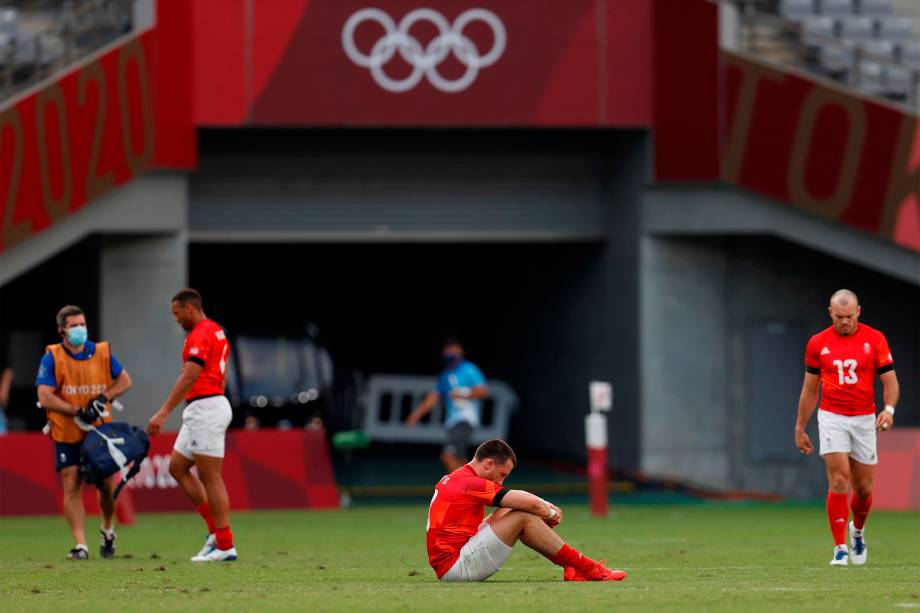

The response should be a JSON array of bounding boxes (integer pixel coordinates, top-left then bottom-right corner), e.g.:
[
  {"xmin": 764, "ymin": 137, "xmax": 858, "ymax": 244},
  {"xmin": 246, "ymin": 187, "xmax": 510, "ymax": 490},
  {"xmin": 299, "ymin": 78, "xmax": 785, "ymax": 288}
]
[{"xmin": 342, "ymin": 8, "xmax": 506, "ymax": 93}]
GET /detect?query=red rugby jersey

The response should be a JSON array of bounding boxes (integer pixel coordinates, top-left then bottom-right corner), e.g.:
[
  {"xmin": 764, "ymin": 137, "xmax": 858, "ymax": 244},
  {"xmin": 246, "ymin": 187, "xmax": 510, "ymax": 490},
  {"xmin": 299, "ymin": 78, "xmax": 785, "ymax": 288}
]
[
  {"xmin": 426, "ymin": 465, "xmax": 508, "ymax": 578},
  {"xmin": 183, "ymin": 319, "xmax": 230, "ymax": 401},
  {"xmin": 805, "ymin": 323, "xmax": 894, "ymax": 416}
]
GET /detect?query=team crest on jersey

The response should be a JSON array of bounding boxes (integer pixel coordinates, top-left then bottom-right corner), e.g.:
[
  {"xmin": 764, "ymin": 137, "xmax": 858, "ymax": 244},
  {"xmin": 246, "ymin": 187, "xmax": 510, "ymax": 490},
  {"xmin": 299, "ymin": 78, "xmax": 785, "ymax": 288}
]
[{"xmin": 863, "ymin": 343, "xmax": 871, "ymax": 354}]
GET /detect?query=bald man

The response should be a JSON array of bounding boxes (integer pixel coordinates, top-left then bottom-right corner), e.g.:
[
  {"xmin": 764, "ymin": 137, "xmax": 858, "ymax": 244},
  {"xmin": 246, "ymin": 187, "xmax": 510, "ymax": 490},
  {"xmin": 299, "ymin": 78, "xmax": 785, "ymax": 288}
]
[{"xmin": 795, "ymin": 290, "xmax": 899, "ymax": 567}]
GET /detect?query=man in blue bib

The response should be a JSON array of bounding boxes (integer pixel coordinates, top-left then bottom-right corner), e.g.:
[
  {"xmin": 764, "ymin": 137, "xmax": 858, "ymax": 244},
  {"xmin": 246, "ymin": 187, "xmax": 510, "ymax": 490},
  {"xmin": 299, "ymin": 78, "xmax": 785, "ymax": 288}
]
[{"xmin": 407, "ymin": 338, "xmax": 488, "ymax": 472}]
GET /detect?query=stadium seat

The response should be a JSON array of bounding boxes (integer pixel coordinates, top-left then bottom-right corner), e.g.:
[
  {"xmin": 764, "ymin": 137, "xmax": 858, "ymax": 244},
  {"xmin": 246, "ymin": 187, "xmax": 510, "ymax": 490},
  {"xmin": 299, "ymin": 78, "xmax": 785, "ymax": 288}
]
[
  {"xmin": 800, "ymin": 16, "xmax": 837, "ymax": 46},
  {"xmin": 882, "ymin": 64, "xmax": 915, "ymax": 99},
  {"xmin": 0, "ymin": 8, "xmax": 16, "ymax": 39},
  {"xmin": 856, "ymin": 0, "xmax": 892, "ymax": 16},
  {"xmin": 819, "ymin": 42, "xmax": 855, "ymax": 74},
  {"xmin": 899, "ymin": 41, "xmax": 920, "ymax": 67},
  {"xmin": 876, "ymin": 16, "xmax": 914, "ymax": 42},
  {"xmin": 780, "ymin": 0, "xmax": 816, "ymax": 18},
  {"xmin": 838, "ymin": 16, "xmax": 876, "ymax": 41},
  {"xmin": 0, "ymin": 8, "xmax": 37, "ymax": 67},
  {"xmin": 856, "ymin": 59, "xmax": 886, "ymax": 94},
  {"xmin": 819, "ymin": 0, "xmax": 854, "ymax": 17},
  {"xmin": 862, "ymin": 40, "xmax": 896, "ymax": 60}
]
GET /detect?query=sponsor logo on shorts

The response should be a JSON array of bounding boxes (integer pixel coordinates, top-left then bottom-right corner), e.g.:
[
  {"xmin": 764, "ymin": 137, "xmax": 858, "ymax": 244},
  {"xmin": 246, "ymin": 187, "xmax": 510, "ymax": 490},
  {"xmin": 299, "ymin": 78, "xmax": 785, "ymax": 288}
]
[{"xmin": 60, "ymin": 453, "xmax": 66, "ymax": 462}]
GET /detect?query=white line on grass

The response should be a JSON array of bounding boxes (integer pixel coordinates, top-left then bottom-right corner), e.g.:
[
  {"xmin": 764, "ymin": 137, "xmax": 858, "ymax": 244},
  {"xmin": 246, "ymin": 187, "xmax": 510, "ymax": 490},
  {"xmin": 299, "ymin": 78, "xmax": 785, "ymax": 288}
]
[
  {"xmin": 747, "ymin": 588, "xmax": 814, "ymax": 592},
  {"xmin": 621, "ymin": 538, "xmax": 689, "ymax": 545},
  {"xmin": 636, "ymin": 566, "xmax": 920, "ymax": 571}
]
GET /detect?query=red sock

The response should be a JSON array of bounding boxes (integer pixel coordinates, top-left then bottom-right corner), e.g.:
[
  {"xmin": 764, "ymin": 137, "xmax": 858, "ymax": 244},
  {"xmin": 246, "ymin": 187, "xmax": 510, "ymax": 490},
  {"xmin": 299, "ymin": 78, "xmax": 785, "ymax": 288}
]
[
  {"xmin": 826, "ymin": 491, "xmax": 849, "ymax": 546},
  {"xmin": 850, "ymin": 493, "xmax": 872, "ymax": 530},
  {"xmin": 215, "ymin": 526, "xmax": 234, "ymax": 551},
  {"xmin": 196, "ymin": 502, "xmax": 217, "ymax": 535},
  {"xmin": 550, "ymin": 544, "xmax": 597, "ymax": 574}
]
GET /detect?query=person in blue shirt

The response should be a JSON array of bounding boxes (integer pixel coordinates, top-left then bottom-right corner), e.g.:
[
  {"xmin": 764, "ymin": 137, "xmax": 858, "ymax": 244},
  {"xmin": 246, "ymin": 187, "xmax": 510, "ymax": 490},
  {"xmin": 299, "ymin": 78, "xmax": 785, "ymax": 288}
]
[
  {"xmin": 35, "ymin": 305, "xmax": 133, "ymax": 561},
  {"xmin": 0, "ymin": 366, "xmax": 11, "ymax": 435},
  {"xmin": 407, "ymin": 338, "xmax": 489, "ymax": 472}
]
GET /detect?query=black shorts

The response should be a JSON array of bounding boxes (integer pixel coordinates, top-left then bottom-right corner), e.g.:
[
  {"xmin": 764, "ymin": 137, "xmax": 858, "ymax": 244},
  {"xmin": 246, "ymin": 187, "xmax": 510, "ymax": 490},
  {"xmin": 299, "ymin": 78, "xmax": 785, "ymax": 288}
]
[
  {"xmin": 444, "ymin": 421, "xmax": 474, "ymax": 458},
  {"xmin": 54, "ymin": 441, "xmax": 82, "ymax": 471}
]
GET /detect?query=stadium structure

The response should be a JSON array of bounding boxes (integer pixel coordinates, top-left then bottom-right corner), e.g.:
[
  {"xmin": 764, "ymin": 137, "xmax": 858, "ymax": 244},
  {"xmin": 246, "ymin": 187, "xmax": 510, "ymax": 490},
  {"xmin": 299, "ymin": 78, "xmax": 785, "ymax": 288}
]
[{"xmin": 1, "ymin": 0, "xmax": 919, "ymax": 512}]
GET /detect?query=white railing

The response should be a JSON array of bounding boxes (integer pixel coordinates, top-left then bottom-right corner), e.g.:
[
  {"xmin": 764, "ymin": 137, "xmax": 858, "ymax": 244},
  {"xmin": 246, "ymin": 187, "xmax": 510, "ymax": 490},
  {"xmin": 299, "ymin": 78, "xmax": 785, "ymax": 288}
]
[{"xmin": 362, "ymin": 375, "xmax": 517, "ymax": 445}]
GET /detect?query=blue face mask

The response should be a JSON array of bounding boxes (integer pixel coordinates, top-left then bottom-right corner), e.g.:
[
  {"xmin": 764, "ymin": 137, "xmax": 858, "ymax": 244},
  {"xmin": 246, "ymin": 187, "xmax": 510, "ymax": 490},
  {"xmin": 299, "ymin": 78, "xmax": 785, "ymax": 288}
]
[
  {"xmin": 67, "ymin": 325, "xmax": 88, "ymax": 347},
  {"xmin": 441, "ymin": 353, "xmax": 462, "ymax": 369}
]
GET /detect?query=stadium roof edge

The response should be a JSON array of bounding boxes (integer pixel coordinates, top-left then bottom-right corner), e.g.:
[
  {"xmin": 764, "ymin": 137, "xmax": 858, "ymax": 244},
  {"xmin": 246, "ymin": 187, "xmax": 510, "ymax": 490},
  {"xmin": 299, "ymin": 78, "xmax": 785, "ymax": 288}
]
[{"xmin": 644, "ymin": 184, "xmax": 920, "ymax": 286}]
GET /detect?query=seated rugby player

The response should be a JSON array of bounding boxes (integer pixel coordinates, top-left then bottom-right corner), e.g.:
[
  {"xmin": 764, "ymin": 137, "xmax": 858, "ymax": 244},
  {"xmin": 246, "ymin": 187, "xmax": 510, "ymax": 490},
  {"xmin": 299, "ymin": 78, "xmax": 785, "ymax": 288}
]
[{"xmin": 426, "ymin": 438, "xmax": 626, "ymax": 582}]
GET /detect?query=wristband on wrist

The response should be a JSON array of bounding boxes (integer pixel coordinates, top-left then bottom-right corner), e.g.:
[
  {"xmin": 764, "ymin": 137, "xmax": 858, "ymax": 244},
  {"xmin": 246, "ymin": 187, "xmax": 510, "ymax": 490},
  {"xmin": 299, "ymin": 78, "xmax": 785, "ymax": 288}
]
[{"xmin": 884, "ymin": 405, "xmax": 895, "ymax": 416}]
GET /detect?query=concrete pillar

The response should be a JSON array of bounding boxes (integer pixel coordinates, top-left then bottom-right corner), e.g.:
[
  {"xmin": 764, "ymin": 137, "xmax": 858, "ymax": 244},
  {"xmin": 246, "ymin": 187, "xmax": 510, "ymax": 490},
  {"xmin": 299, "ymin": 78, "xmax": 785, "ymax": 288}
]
[
  {"xmin": 602, "ymin": 132, "xmax": 649, "ymax": 472},
  {"xmin": 99, "ymin": 233, "xmax": 187, "ymax": 431},
  {"xmin": 639, "ymin": 236, "xmax": 733, "ymax": 489}
]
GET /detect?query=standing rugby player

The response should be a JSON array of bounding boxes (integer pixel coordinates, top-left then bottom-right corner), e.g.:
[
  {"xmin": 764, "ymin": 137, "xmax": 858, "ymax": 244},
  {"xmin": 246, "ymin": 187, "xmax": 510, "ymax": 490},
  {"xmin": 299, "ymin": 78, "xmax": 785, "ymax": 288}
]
[
  {"xmin": 795, "ymin": 290, "xmax": 899, "ymax": 566},
  {"xmin": 147, "ymin": 289, "xmax": 236, "ymax": 562}
]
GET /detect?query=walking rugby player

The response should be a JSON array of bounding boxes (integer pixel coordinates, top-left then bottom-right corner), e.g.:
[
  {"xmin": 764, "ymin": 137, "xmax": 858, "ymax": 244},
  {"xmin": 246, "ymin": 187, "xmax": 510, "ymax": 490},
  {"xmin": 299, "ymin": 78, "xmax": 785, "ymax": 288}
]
[
  {"xmin": 147, "ymin": 289, "xmax": 237, "ymax": 562},
  {"xmin": 795, "ymin": 290, "xmax": 899, "ymax": 566}
]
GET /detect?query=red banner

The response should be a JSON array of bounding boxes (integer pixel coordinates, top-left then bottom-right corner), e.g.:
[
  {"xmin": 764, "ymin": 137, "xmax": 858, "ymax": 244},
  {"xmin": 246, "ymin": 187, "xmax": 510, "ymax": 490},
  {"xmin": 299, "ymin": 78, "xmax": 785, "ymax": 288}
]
[
  {"xmin": 721, "ymin": 52, "xmax": 920, "ymax": 254},
  {"xmin": 0, "ymin": 429, "xmax": 339, "ymax": 516},
  {"xmin": 653, "ymin": 0, "xmax": 720, "ymax": 181},
  {"xmin": 193, "ymin": 0, "xmax": 652, "ymax": 127},
  {"xmin": 0, "ymin": 0, "xmax": 196, "ymax": 255},
  {"xmin": 648, "ymin": 1, "xmax": 920, "ymax": 254},
  {"xmin": 876, "ymin": 429, "xmax": 920, "ymax": 511}
]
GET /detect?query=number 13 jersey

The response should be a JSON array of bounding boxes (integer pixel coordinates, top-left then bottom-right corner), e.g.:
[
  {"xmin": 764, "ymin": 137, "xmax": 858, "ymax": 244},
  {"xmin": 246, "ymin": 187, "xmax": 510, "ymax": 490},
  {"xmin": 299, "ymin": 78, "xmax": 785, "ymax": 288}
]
[{"xmin": 805, "ymin": 323, "xmax": 894, "ymax": 416}]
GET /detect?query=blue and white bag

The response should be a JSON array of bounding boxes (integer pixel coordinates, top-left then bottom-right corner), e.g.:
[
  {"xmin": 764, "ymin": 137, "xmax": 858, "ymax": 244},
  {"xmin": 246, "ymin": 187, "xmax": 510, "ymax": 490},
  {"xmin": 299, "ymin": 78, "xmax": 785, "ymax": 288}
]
[{"xmin": 79, "ymin": 422, "xmax": 150, "ymax": 499}]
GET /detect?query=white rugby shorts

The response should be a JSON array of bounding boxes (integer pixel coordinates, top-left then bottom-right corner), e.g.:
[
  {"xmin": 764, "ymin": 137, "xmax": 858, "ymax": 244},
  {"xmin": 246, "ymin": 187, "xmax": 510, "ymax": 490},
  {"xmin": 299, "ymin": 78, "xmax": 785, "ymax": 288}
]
[
  {"xmin": 440, "ymin": 524, "xmax": 513, "ymax": 582},
  {"xmin": 174, "ymin": 395, "xmax": 233, "ymax": 459},
  {"xmin": 817, "ymin": 409, "xmax": 877, "ymax": 465}
]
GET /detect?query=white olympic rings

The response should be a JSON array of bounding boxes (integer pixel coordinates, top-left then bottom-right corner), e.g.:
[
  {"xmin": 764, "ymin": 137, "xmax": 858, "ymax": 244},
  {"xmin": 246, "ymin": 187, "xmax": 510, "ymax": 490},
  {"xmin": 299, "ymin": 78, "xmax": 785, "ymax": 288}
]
[{"xmin": 342, "ymin": 7, "xmax": 506, "ymax": 93}]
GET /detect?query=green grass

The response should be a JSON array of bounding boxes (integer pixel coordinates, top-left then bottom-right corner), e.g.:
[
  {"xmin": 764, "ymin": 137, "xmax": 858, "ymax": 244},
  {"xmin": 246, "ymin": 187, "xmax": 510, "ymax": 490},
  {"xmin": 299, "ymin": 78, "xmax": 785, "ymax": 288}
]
[{"xmin": 2, "ymin": 504, "xmax": 919, "ymax": 611}]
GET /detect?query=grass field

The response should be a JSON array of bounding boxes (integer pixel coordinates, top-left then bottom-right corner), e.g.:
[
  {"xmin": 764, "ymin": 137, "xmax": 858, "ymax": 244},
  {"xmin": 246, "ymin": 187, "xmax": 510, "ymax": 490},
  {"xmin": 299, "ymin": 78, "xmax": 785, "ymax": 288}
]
[{"xmin": 2, "ymin": 503, "xmax": 920, "ymax": 611}]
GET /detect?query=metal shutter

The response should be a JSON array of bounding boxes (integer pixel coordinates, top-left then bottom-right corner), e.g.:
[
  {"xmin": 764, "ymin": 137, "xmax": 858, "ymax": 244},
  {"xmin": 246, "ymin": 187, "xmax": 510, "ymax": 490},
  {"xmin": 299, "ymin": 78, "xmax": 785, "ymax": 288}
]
[{"xmin": 189, "ymin": 151, "xmax": 609, "ymax": 241}]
